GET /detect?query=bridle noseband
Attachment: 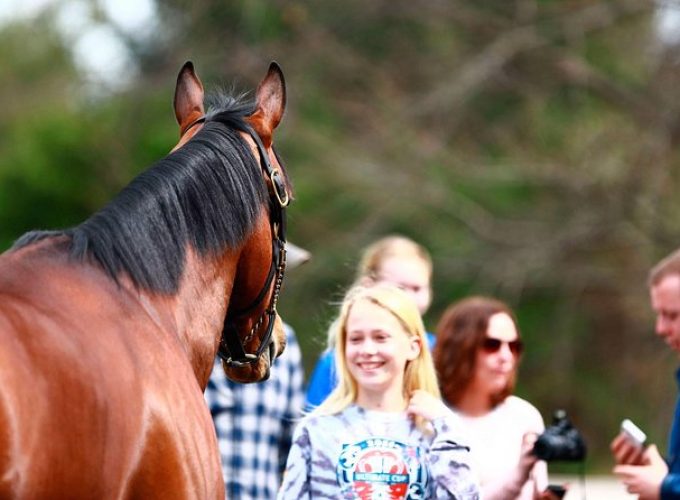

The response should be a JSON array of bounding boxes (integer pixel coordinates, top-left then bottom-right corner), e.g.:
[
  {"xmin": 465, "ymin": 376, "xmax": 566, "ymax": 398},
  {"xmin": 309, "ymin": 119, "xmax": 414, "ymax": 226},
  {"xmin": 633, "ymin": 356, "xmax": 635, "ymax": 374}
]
[{"xmin": 201, "ymin": 117, "xmax": 289, "ymax": 368}]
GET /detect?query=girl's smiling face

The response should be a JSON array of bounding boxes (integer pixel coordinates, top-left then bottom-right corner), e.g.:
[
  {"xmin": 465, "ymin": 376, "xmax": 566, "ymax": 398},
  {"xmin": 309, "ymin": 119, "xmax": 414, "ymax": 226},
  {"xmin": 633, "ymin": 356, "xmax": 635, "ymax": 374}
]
[{"xmin": 344, "ymin": 299, "xmax": 420, "ymax": 408}]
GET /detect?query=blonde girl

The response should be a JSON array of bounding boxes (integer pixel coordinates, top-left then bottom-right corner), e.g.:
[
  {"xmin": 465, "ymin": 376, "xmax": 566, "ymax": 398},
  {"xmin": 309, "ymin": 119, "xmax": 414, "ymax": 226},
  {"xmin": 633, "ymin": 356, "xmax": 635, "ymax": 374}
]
[
  {"xmin": 279, "ymin": 285, "xmax": 479, "ymax": 499},
  {"xmin": 306, "ymin": 235, "xmax": 435, "ymax": 408}
]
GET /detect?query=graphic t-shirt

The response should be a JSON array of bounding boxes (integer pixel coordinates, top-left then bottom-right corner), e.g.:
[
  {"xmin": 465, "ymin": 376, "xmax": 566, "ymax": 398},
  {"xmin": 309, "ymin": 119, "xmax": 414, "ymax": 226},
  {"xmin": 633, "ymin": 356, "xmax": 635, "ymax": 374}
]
[
  {"xmin": 337, "ymin": 436, "xmax": 427, "ymax": 498},
  {"xmin": 278, "ymin": 405, "xmax": 479, "ymax": 500}
]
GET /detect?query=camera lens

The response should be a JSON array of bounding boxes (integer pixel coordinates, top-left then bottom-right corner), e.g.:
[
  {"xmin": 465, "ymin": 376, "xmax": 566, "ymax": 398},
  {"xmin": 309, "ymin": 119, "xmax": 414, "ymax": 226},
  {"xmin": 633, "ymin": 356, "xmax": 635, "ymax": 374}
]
[{"xmin": 532, "ymin": 410, "xmax": 586, "ymax": 462}]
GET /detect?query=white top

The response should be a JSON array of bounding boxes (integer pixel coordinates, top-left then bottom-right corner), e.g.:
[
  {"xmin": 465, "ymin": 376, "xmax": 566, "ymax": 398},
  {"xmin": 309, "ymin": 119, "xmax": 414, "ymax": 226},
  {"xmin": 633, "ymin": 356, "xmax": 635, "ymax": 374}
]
[{"xmin": 452, "ymin": 396, "xmax": 548, "ymax": 500}]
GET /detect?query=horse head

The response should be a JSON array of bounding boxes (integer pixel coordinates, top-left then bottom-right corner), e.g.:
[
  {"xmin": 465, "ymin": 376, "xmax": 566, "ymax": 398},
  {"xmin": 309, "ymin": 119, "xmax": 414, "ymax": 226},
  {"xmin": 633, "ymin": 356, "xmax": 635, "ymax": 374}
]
[{"xmin": 173, "ymin": 62, "xmax": 291, "ymax": 383}]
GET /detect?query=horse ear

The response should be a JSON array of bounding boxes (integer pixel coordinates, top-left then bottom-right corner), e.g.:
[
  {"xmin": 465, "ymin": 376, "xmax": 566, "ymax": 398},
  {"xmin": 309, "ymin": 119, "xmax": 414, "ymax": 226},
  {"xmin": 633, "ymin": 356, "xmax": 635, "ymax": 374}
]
[
  {"xmin": 250, "ymin": 62, "xmax": 286, "ymax": 145},
  {"xmin": 174, "ymin": 61, "xmax": 205, "ymax": 135}
]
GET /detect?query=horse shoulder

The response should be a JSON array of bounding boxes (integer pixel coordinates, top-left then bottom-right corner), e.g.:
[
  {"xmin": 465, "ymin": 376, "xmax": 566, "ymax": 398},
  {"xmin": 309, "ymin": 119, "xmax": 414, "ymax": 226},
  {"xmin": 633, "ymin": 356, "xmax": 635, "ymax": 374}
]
[{"xmin": 0, "ymin": 243, "xmax": 222, "ymax": 498}]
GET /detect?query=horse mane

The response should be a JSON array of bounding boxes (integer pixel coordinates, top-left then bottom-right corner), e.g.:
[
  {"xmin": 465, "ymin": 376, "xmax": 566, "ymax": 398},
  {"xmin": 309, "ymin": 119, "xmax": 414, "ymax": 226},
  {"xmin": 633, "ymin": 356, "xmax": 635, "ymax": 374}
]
[{"xmin": 12, "ymin": 93, "xmax": 271, "ymax": 294}]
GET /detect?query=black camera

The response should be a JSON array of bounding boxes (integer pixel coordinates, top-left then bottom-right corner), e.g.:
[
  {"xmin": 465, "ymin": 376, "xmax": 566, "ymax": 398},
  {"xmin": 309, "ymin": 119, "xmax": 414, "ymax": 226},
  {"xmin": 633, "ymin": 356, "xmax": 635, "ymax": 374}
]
[{"xmin": 532, "ymin": 410, "xmax": 586, "ymax": 462}]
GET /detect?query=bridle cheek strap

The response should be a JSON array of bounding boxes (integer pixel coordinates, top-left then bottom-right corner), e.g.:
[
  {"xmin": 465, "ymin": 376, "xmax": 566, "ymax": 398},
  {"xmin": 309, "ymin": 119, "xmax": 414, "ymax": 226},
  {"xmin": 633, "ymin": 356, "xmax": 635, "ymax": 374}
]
[
  {"xmin": 219, "ymin": 234, "xmax": 285, "ymax": 367},
  {"xmin": 217, "ymin": 121, "xmax": 288, "ymax": 368}
]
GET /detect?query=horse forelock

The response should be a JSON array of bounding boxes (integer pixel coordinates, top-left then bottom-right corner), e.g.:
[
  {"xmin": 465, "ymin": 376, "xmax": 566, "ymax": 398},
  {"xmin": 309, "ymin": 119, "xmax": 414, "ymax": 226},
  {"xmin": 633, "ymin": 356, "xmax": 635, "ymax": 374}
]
[{"xmin": 13, "ymin": 98, "xmax": 270, "ymax": 295}]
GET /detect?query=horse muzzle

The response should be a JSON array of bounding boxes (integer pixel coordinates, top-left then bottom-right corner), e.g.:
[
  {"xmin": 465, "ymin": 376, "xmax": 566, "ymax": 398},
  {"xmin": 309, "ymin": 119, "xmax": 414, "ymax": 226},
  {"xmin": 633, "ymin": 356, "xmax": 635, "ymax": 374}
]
[{"xmin": 220, "ymin": 314, "xmax": 286, "ymax": 383}]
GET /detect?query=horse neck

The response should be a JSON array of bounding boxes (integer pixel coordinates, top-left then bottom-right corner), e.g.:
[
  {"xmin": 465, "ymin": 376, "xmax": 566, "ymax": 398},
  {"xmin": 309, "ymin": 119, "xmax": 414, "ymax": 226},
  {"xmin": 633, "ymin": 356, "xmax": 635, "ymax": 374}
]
[{"xmin": 139, "ymin": 246, "xmax": 238, "ymax": 389}]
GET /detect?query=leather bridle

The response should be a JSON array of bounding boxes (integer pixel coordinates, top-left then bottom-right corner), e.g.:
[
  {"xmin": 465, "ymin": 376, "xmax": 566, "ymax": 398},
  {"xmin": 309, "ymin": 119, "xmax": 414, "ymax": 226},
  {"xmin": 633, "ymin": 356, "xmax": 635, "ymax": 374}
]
[{"xmin": 186, "ymin": 115, "xmax": 290, "ymax": 368}]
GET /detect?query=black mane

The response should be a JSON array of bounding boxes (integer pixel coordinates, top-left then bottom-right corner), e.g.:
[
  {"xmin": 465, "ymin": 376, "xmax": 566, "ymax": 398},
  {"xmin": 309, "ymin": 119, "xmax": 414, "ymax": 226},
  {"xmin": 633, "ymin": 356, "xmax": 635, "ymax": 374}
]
[{"xmin": 12, "ymin": 93, "xmax": 269, "ymax": 293}]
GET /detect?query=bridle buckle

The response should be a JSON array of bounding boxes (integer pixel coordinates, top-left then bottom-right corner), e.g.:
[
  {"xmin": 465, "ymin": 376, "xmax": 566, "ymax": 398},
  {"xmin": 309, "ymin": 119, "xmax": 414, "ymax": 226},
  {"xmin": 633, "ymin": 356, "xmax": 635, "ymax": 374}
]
[{"xmin": 270, "ymin": 170, "xmax": 290, "ymax": 207}]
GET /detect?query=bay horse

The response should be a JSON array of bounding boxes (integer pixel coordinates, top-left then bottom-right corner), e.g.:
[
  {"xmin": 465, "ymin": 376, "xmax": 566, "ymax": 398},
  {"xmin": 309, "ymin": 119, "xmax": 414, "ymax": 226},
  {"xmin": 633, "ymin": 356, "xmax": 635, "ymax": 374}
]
[{"xmin": 0, "ymin": 61, "xmax": 292, "ymax": 499}]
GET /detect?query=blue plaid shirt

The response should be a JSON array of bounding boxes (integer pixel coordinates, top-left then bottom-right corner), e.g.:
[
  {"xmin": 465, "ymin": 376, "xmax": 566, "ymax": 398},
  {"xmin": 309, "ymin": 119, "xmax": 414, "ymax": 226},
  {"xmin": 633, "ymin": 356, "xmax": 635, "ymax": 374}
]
[{"xmin": 205, "ymin": 325, "xmax": 304, "ymax": 499}]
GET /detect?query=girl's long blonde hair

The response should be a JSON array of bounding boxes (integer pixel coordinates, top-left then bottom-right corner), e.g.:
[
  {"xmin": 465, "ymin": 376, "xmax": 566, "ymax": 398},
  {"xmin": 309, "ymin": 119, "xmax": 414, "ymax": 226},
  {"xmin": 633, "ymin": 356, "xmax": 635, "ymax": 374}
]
[{"xmin": 313, "ymin": 284, "xmax": 440, "ymax": 432}]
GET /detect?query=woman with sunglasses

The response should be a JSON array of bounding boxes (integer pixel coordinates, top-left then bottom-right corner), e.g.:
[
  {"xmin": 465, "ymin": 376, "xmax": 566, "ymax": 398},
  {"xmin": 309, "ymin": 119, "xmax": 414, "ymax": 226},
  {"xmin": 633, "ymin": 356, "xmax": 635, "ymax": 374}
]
[{"xmin": 433, "ymin": 296, "xmax": 562, "ymax": 500}]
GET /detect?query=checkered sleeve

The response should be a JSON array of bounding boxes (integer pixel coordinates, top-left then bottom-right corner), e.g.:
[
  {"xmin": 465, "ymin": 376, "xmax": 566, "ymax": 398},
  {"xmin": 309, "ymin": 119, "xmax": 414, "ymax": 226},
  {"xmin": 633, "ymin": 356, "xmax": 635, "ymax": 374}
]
[{"xmin": 279, "ymin": 326, "xmax": 305, "ymax": 473}]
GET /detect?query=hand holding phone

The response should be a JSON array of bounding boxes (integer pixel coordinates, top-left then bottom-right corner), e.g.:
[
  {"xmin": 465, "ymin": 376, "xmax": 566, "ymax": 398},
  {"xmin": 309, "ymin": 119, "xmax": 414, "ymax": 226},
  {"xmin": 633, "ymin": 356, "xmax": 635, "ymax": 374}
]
[
  {"xmin": 621, "ymin": 418, "xmax": 647, "ymax": 449},
  {"xmin": 611, "ymin": 418, "xmax": 647, "ymax": 465}
]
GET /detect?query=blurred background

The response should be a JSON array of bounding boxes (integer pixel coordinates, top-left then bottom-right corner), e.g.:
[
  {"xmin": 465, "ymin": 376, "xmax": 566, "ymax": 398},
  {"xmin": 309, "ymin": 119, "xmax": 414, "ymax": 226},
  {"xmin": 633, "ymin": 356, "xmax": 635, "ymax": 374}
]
[{"xmin": 1, "ymin": 0, "xmax": 679, "ymax": 472}]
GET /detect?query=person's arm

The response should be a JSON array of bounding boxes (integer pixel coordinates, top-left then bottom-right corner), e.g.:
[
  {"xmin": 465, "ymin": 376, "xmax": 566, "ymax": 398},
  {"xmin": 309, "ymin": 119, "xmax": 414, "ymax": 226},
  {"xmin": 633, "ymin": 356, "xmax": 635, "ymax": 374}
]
[
  {"xmin": 532, "ymin": 453, "xmax": 549, "ymax": 490},
  {"xmin": 279, "ymin": 329, "xmax": 305, "ymax": 474},
  {"xmin": 476, "ymin": 447, "xmax": 563, "ymax": 500},
  {"xmin": 480, "ymin": 401, "xmax": 549, "ymax": 500},
  {"xmin": 304, "ymin": 350, "xmax": 336, "ymax": 408},
  {"xmin": 481, "ymin": 433, "xmax": 539, "ymax": 500},
  {"xmin": 661, "ymin": 473, "xmax": 680, "ymax": 500},
  {"xmin": 277, "ymin": 424, "xmax": 312, "ymax": 500}
]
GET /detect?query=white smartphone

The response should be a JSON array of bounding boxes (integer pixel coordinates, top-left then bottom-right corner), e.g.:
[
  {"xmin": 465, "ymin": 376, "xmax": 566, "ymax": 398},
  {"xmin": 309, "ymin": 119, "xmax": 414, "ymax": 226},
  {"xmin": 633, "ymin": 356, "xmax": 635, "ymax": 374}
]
[{"xmin": 621, "ymin": 418, "xmax": 647, "ymax": 448}]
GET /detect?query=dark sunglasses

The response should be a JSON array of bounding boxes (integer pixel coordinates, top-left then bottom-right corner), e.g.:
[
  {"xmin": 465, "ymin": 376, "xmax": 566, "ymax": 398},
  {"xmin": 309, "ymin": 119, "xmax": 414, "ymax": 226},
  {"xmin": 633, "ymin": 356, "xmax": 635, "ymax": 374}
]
[{"xmin": 481, "ymin": 337, "xmax": 524, "ymax": 356}]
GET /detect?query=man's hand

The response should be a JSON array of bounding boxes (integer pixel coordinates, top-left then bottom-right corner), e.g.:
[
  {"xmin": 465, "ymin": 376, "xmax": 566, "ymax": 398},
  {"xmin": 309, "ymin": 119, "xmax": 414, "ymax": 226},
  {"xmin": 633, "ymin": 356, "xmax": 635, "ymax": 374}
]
[{"xmin": 613, "ymin": 444, "xmax": 667, "ymax": 500}]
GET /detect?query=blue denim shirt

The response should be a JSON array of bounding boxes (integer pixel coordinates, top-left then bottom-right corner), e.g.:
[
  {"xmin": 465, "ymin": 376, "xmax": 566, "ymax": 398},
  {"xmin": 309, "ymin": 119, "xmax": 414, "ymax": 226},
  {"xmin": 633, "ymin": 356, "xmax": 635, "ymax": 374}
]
[{"xmin": 661, "ymin": 367, "xmax": 680, "ymax": 499}]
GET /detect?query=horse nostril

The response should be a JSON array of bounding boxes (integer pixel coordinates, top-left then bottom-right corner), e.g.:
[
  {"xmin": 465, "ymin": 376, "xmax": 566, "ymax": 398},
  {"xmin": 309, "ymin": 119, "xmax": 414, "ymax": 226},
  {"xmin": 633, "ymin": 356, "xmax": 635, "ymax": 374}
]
[{"xmin": 269, "ymin": 341, "xmax": 276, "ymax": 362}]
